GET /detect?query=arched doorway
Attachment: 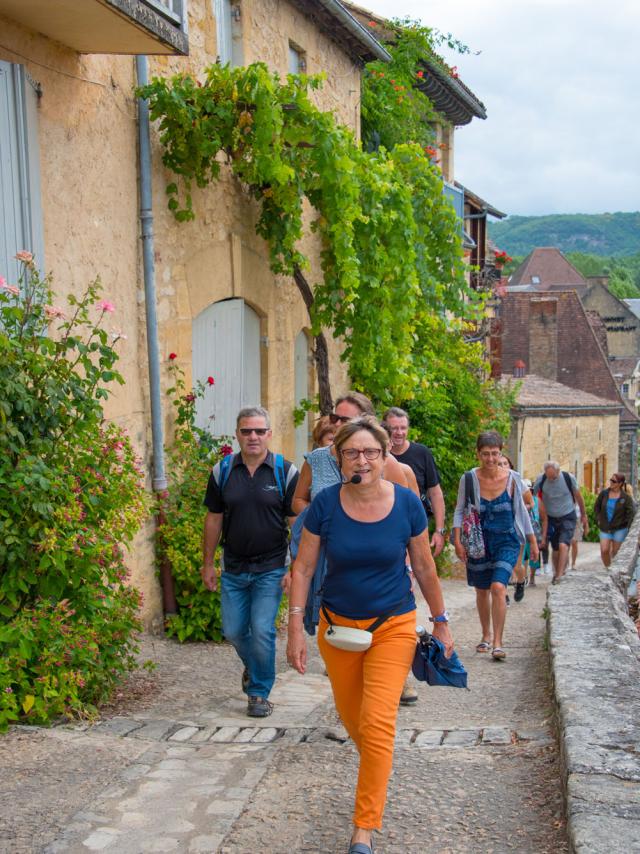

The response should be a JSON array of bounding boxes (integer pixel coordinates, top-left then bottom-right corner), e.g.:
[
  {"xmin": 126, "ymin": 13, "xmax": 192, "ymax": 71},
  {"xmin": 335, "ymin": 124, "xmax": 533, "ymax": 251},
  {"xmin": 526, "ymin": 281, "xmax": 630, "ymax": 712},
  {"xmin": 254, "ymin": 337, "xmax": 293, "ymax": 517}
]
[{"xmin": 192, "ymin": 298, "xmax": 261, "ymax": 438}]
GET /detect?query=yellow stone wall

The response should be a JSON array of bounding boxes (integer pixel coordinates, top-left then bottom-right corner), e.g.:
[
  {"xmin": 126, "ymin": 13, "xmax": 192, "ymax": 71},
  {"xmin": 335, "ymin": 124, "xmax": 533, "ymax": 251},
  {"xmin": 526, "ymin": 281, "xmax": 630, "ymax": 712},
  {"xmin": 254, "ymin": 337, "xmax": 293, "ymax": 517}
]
[
  {"xmin": 1, "ymin": 0, "xmax": 358, "ymax": 627},
  {"xmin": 506, "ymin": 413, "xmax": 620, "ymax": 488}
]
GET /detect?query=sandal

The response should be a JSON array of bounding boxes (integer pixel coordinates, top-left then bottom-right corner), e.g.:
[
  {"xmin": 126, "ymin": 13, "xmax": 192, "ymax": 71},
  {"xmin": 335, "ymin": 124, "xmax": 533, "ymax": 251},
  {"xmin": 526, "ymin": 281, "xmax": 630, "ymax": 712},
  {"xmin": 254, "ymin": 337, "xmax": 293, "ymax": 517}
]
[
  {"xmin": 348, "ymin": 842, "xmax": 373, "ymax": 854},
  {"xmin": 492, "ymin": 647, "xmax": 506, "ymax": 661},
  {"xmin": 476, "ymin": 641, "xmax": 492, "ymax": 653}
]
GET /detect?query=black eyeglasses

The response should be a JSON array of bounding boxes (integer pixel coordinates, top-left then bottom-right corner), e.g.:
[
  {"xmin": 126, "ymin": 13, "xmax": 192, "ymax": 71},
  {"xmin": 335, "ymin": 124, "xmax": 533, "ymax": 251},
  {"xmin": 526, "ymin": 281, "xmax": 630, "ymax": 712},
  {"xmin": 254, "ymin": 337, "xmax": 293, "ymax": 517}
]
[
  {"xmin": 239, "ymin": 428, "xmax": 269, "ymax": 436},
  {"xmin": 329, "ymin": 413, "xmax": 351, "ymax": 425},
  {"xmin": 340, "ymin": 448, "xmax": 382, "ymax": 461}
]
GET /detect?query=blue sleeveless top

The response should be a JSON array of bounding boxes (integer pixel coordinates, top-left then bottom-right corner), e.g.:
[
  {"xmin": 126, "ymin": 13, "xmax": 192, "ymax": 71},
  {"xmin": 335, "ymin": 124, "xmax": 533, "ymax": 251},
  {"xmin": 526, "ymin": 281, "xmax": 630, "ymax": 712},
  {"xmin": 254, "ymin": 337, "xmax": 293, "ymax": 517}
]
[{"xmin": 306, "ymin": 445, "xmax": 341, "ymax": 500}]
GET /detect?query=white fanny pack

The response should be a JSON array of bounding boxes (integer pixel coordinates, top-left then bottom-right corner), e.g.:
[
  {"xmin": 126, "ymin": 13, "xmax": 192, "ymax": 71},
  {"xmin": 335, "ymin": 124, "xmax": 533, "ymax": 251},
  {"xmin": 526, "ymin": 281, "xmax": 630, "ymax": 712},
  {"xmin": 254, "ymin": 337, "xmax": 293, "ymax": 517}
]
[{"xmin": 322, "ymin": 605, "xmax": 399, "ymax": 652}]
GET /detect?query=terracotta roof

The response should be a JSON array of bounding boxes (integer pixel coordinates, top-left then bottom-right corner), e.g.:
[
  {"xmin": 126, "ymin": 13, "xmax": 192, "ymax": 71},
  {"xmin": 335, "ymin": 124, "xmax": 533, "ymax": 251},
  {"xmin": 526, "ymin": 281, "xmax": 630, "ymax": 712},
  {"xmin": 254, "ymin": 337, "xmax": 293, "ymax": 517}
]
[
  {"xmin": 291, "ymin": 0, "xmax": 391, "ymax": 63},
  {"xmin": 341, "ymin": 1, "xmax": 486, "ymax": 124},
  {"xmin": 585, "ymin": 310, "xmax": 609, "ymax": 356},
  {"xmin": 609, "ymin": 357, "xmax": 640, "ymax": 378},
  {"xmin": 502, "ymin": 374, "xmax": 621, "ymax": 412},
  {"xmin": 508, "ymin": 247, "xmax": 586, "ymax": 290}
]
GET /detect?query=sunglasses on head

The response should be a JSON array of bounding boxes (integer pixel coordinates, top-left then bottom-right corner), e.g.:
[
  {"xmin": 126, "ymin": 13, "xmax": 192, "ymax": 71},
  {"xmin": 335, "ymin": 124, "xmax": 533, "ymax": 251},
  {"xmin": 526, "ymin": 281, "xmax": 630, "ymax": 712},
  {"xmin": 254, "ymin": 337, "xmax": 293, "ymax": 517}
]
[
  {"xmin": 239, "ymin": 427, "xmax": 269, "ymax": 436},
  {"xmin": 329, "ymin": 413, "xmax": 352, "ymax": 425}
]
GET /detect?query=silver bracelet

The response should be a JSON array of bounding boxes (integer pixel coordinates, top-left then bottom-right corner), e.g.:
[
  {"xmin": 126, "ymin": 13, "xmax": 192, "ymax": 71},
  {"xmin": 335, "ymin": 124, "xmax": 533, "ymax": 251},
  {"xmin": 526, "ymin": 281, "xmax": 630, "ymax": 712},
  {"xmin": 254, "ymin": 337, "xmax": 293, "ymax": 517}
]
[{"xmin": 289, "ymin": 606, "xmax": 304, "ymax": 615}]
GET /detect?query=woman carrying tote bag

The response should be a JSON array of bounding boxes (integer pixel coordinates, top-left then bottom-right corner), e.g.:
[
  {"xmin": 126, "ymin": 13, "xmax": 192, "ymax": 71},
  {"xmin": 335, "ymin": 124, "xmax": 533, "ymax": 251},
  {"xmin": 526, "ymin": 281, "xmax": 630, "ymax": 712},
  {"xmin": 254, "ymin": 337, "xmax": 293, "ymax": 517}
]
[{"xmin": 452, "ymin": 431, "xmax": 538, "ymax": 662}]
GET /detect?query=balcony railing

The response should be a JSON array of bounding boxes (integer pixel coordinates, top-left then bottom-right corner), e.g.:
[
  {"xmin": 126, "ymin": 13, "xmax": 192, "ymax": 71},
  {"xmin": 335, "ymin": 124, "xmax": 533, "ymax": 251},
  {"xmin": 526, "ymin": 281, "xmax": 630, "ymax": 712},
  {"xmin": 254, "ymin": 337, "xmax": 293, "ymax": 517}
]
[{"xmin": 0, "ymin": 0, "xmax": 188, "ymax": 55}]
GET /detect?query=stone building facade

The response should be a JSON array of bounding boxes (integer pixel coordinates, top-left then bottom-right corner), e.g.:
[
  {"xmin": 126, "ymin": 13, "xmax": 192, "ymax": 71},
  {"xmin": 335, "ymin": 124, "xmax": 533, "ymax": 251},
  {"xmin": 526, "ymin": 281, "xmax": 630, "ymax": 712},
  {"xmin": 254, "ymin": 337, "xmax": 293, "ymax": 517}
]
[
  {"xmin": 0, "ymin": 0, "xmax": 386, "ymax": 626},
  {"xmin": 503, "ymin": 374, "xmax": 620, "ymax": 490},
  {"xmin": 494, "ymin": 289, "xmax": 638, "ymax": 490}
]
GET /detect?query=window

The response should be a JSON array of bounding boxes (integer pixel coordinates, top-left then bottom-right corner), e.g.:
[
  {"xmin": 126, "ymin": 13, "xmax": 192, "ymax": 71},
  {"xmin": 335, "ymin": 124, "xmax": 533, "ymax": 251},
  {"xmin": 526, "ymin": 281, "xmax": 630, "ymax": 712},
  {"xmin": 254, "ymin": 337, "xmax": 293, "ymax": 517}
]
[
  {"xmin": 0, "ymin": 61, "xmax": 44, "ymax": 285},
  {"xmin": 531, "ymin": 275, "xmax": 540, "ymax": 284},
  {"xmin": 622, "ymin": 382, "xmax": 630, "ymax": 397},
  {"xmin": 192, "ymin": 298, "xmax": 261, "ymax": 437},
  {"xmin": 145, "ymin": 0, "xmax": 184, "ymax": 24},
  {"xmin": 215, "ymin": 0, "xmax": 243, "ymax": 66},
  {"xmin": 288, "ymin": 43, "xmax": 307, "ymax": 74}
]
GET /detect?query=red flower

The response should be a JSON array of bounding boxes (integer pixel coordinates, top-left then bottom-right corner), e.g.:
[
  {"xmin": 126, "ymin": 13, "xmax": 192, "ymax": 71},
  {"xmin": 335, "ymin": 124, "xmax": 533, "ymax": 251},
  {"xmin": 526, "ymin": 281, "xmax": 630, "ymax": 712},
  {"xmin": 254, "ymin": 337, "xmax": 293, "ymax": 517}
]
[
  {"xmin": 368, "ymin": 20, "xmax": 377, "ymax": 27},
  {"xmin": 207, "ymin": 376, "xmax": 215, "ymax": 386},
  {"xmin": 169, "ymin": 352, "xmax": 177, "ymax": 360},
  {"xmin": 450, "ymin": 66, "xmax": 459, "ymax": 79},
  {"xmin": 184, "ymin": 393, "xmax": 196, "ymax": 403},
  {"xmin": 221, "ymin": 444, "xmax": 233, "ymax": 457},
  {"xmin": 416, "ymin": 70, "xmax": 424, "ymax": 79}
]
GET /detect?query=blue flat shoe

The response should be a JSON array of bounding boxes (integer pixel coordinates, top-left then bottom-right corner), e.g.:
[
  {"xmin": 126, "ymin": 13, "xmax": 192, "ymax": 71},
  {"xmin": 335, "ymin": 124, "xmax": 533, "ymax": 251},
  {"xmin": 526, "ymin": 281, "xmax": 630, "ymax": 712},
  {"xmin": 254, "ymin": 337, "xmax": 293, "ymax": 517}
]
[{"xmin": 348, "ymin": 842, "xmax": 373, "ymax": 854}]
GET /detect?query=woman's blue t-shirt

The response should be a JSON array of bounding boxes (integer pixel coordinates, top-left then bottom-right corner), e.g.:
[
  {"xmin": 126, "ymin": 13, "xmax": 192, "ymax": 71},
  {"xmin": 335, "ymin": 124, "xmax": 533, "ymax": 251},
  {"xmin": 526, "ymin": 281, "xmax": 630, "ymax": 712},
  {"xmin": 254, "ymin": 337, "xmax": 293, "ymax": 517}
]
[
  {"xmin": 304, "ymin": 482, "xmax": 427, "ymax": 619},
  {"xmin": 606, "ymin": 497, "xmax": 618, "ymax": 523}
]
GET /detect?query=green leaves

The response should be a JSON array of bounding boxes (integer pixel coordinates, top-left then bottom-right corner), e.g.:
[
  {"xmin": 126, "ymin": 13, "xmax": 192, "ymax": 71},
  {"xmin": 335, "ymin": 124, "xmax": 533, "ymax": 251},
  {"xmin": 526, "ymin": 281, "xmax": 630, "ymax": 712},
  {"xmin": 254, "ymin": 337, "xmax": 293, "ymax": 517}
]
[{"xmin": 0, "ymin": 261, "xmax": 148, "ymax": 729}]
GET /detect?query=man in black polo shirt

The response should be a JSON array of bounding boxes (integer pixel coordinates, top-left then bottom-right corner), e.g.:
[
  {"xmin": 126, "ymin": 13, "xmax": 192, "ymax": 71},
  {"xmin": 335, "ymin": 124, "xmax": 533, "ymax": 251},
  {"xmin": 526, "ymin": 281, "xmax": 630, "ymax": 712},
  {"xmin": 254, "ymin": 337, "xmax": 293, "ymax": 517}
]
[
  {"xmin": 383, "ymin": 407, "xmax": 446, "ymax": 556},
  {"xmin": 201, "ymin": 406, "xmax": 298, "ymax": 718}
]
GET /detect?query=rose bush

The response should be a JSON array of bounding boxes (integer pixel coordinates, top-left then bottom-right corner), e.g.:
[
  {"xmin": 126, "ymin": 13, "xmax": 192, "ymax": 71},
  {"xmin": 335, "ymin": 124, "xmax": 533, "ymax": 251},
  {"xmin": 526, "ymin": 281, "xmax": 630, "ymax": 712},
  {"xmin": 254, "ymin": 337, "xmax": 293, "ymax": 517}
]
[
  {"xmin": 158, "ymin": 360, "xmax": 231, "ymax": 642},
  {"xmin": 0, "ymin": 257, "xmax": 148, "ymax": 730}
]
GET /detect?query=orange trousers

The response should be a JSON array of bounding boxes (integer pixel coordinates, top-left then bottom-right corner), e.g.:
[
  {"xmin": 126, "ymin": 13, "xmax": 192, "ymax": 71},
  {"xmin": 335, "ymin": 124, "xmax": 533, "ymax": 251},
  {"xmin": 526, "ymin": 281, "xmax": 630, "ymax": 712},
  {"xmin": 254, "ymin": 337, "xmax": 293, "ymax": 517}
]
[{"xmin": 317, "ymin": 608, "xmax": 417, "ymax": 829}]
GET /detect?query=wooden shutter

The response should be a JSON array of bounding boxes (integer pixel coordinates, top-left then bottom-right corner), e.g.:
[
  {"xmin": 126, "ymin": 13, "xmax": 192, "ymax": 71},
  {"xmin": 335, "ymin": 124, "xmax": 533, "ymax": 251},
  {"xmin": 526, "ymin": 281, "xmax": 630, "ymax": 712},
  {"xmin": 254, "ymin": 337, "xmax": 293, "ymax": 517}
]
[
  {"xmin": 192, "ymin": 298, "xmax": 261, "ymax": 438},
  {"xmin": 0, "ymin": 61, "xmax": 44, "ymax": 284}
]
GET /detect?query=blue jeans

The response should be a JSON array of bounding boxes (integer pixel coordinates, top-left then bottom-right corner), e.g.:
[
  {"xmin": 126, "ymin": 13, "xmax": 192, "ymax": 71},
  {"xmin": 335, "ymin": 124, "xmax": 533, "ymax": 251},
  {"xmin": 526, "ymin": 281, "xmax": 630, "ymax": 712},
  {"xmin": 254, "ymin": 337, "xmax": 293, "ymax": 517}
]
[{"xmin": 221, "ymin": 567, "xmax": 286, "ymax": 699}]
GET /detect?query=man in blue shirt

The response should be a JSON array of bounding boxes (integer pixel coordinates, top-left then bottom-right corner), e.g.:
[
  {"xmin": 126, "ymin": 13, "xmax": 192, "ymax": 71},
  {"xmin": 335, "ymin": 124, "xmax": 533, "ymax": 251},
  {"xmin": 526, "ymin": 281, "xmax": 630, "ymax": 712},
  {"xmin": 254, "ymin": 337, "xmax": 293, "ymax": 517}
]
[{"xmin": 201, "ymin": 406, "xmax": 298, "ymax": 717}]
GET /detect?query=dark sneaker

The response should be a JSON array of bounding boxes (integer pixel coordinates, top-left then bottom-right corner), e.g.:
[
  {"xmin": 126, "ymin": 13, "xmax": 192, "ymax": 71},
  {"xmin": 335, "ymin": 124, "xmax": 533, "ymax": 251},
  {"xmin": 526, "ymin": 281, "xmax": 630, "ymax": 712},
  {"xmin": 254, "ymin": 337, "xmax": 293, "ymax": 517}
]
[
  {"xmin": 241, "ymin": 668, "xmax": 249, "ymax": 694},
  {"xmin": 514, "ymin": 582, "xmax": 525, "ymax": 603},
  {"xmin": 399, "ymin": 683, "xmax": 418, "ymax": 706},
  {"xmin": 247, "ymin": 696, "xmax": 273, "ymax": 718}
]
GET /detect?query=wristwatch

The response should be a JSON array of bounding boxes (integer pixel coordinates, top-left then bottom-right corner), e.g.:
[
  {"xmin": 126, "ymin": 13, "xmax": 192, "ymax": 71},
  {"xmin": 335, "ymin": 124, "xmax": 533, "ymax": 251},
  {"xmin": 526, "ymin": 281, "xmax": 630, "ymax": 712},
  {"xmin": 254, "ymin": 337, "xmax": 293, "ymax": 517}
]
[
  {"xmin": 436, "ymin": 528, "xmax": 446, "ymax": 536},
  {"xmin": 429, "ymin": 610, "xmax": 450, "ymax": 623}
]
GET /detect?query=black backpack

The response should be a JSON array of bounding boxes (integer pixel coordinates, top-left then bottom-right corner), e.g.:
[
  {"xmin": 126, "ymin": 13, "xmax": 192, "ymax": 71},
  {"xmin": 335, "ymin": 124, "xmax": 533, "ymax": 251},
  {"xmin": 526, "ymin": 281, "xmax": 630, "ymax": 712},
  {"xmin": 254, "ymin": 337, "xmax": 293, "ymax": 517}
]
[{"xmin": 538, "ymin": 470, "xmax": 574, "ymax": 498}]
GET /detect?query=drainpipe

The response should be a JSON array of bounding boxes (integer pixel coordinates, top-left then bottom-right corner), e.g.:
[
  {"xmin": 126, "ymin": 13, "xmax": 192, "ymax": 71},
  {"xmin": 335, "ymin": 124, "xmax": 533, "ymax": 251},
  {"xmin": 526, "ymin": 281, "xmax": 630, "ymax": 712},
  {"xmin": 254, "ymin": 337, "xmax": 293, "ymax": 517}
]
[{"xmin": 136, "ymin": 55, "xmax": 176, "ymax": 615}]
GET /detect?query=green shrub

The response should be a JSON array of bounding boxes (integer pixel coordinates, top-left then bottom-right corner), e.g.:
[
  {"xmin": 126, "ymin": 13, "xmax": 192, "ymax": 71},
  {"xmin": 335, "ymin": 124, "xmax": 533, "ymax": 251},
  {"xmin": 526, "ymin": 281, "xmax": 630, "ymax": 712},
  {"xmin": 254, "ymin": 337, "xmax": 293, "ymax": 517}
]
[
  {"xmin": 581, "ymin": 487, "xmax": 600, "ymax": 542},
  {"xmin": 158, "ymin": 361, "xmax": 231, "ymax": 642},
  {"xmin": 0, "ymin": 255, "xmax": 148, "ymax": 730}
]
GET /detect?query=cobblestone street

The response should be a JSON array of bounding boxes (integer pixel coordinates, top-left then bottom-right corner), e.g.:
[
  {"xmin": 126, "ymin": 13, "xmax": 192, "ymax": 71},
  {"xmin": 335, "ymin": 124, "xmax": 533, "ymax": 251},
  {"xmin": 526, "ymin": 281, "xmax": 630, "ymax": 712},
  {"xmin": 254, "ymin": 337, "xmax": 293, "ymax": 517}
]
[{"xmin": 1, "ymin": 549, "xmax": 603, "ymax": 853}]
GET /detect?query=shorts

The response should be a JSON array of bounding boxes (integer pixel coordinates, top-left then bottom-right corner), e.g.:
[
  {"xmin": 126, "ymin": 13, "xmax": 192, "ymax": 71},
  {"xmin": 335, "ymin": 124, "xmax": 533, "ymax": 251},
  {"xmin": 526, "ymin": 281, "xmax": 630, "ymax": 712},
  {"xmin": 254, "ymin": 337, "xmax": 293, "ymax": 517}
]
[
  {"xmin": 599, "ymin": 528, "xmax": 628, "ymax": 543},
  {"xmin": 548, "ymin": 513, "xmax": 576, "ymax": 550}
]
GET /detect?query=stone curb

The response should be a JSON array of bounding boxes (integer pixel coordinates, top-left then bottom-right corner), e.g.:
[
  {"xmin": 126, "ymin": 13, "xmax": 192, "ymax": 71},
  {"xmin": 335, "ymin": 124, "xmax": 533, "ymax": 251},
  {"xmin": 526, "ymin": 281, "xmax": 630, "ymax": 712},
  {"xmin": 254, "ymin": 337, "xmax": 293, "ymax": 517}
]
[{"xmin": 548, "ymin": 515, "xmax": 640, "ymax": 853}]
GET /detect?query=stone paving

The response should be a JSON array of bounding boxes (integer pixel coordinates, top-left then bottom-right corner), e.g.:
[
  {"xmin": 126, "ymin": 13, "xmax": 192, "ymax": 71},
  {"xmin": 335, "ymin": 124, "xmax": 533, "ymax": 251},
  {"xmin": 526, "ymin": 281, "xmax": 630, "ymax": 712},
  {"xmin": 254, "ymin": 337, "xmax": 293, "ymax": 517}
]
[{"xmin": 0, "ymin": 558, "xmax": 579, "ymax": 854}]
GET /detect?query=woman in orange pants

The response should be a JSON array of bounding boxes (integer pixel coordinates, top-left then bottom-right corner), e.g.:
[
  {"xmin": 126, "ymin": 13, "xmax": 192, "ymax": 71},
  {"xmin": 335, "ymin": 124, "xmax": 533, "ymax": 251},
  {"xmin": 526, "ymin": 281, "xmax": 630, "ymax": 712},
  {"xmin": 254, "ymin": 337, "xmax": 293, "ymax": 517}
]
[{"xmin": 287, "ymin": 416, "xmax": 454, "ymax": 854}]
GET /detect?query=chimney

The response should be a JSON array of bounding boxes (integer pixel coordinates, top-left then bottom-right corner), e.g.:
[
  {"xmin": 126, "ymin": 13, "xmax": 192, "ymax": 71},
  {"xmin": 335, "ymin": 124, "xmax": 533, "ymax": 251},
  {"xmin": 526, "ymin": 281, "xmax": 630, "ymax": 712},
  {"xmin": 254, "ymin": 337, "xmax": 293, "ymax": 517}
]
[{"xmin": 513, "ymin": 359, "xmax": 526, "ymax": 378}]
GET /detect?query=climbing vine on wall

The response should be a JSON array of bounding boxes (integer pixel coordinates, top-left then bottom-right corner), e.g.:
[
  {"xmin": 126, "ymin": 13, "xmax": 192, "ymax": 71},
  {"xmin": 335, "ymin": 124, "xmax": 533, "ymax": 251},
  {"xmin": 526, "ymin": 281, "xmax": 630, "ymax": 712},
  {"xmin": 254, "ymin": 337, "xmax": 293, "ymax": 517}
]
[{"xmin": 138, "ymin": 61, "xmax": 479, "ymax": 409}]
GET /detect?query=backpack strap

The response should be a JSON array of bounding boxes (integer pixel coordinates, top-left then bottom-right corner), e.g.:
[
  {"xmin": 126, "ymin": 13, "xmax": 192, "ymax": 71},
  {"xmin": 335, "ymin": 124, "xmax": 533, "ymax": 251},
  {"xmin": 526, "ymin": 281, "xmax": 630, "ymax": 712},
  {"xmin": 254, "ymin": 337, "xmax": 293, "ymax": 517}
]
[
  {"xmin": 218, "ymin": 452, "xmax": 235, "ymax": 491},
  {"xmin": 273, "ymin": 452, "xmax": 286, "ymax": 500},
  {"xmin": 562, "ymin": 471, "xmax": 574, "ymax": 496}
]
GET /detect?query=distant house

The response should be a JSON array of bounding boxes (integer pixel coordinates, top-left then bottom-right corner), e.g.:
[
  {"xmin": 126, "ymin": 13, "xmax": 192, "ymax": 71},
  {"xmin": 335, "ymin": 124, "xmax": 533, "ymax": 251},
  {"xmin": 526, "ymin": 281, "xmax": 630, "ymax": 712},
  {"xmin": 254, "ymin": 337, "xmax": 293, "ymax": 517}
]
[
  {"xmin": 492, "ymin": 289, "xmax": 639, "ymax": 487},
  {"xmin": 502, "ymin": 373, "xmax": 620, "ymax": 491}
]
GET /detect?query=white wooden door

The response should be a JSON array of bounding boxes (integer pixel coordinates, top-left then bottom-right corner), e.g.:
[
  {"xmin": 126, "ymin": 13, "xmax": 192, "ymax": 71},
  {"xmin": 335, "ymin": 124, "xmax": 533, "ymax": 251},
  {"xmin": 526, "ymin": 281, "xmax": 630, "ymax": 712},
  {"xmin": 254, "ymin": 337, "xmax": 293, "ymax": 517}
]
[
  {"xmin": 192, "ymin": 298, "xmax": 261, "ymax": 439},
  {"xmin": 294, "ymin": 330, "xmax": 309, "ymax": 466}
]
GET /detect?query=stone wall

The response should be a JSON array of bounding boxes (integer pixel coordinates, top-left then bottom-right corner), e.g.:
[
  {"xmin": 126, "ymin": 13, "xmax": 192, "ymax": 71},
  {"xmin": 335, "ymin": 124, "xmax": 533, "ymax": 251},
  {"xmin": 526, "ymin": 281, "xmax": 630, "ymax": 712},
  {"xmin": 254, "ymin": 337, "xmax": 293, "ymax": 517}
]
[
  {"xmin": 507, "ymin": 412, "xmax": 619, "ymax": 487},
  {"xmin": 0, "ymin": 0, "xmax": 358, "ymax": 626},
  {"xmin": 548, "ymin": 515, "xmax": 640, "ymax": 851},
  {"xmin": 582, "ymin": 281, "xmax": 640, "ymax": 359}
]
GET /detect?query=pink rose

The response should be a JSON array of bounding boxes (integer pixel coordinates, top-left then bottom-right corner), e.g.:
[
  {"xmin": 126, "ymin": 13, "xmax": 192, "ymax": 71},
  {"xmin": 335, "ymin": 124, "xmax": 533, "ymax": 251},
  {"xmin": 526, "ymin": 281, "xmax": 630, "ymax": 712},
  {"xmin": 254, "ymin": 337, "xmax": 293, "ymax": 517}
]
[
  {"xmin": 97, "ymin": 299, "xmax": 115, "ymax": 313},
  {"xmin": 15, "ymin": 250, "xmax": 33, "ymax": 263}
]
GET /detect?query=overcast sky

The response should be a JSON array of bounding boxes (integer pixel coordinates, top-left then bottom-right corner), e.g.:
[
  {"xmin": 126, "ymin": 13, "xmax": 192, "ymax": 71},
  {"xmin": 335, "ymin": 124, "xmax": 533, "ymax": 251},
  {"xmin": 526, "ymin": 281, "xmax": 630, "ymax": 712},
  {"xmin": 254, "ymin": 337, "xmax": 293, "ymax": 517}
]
[{"xmin": 360, "ymin": 0, "xmax": 640, "ymax": 217}]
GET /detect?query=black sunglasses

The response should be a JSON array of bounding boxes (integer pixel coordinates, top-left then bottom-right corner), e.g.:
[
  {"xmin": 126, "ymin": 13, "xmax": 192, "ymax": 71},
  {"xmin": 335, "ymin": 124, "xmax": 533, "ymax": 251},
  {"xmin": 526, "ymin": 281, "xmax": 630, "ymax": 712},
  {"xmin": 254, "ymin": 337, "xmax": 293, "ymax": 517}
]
[
  {"xmin": 329, "ymin": 413, "xmax": 351, "ymax": 425},
  {"xmin": 239, "ymin": 427, "xmax": 269, "ymax": 436}
]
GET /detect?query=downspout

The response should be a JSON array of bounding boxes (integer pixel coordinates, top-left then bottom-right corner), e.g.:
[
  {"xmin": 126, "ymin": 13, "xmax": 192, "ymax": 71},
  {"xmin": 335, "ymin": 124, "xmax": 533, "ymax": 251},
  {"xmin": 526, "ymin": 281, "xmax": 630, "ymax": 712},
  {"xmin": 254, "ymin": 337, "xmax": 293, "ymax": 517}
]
[{"xmin": 136, "ymin": 55, "xmax": 176, "ymax": 615}]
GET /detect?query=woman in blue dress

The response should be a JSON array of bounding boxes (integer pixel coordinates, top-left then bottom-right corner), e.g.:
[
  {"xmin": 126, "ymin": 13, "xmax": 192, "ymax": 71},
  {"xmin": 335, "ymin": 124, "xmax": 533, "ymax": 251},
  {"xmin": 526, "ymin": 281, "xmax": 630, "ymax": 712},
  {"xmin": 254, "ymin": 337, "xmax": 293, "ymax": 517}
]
[{"xmin": 452, "ymin": 431, "xmax": 538, "ymax": 661}]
